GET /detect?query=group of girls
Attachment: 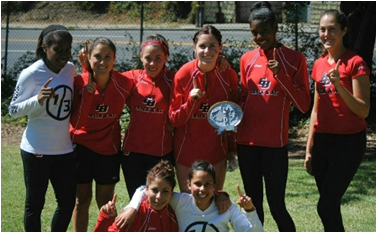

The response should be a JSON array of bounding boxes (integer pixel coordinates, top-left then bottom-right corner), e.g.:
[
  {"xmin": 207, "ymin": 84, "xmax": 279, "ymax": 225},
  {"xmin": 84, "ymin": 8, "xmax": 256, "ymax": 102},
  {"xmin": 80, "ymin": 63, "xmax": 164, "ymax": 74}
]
[{"xmin": 9, "ymin": 1, "xmax": 371, "ymax": 232}]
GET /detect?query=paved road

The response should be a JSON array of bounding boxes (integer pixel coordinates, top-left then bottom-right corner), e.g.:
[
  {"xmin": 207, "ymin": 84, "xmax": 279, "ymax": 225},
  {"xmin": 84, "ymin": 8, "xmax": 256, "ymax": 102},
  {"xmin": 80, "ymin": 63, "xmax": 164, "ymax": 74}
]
[{"xmin": 1, "ymin": 24, "xmax": 319, "ymax": 70}]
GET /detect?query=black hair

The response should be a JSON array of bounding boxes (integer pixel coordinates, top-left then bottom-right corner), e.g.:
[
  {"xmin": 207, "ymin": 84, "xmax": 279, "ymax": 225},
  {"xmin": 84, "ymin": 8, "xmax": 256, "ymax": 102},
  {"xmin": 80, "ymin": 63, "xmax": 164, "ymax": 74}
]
[
  {"xmin": 88, "ymin": 37, "xmax": 117, "ymax": 57},
  {"xmin": 319, "ymin": 9, "xmax": 348, "ymax": 57},
  {"xmin": 249, "ymin": 1, "xmax": 276, "ymax": 26},
  {"xmin": 141, "ymin": 34, "xmax": 170, "ymax": 56},
  {"xmin": 188, "ymin": 160, "xmax": 216, "ymax": 184},
  {"xmin": 36, "ymin": 24, "xmax": 72, "ymax": 59},
  {"xmin": 146, "ymin": 160, "xmax": 176, "ymax": 191},
  {"xmin": 192, "ymin": 25, "xmax": 222, "ymax": 59}
]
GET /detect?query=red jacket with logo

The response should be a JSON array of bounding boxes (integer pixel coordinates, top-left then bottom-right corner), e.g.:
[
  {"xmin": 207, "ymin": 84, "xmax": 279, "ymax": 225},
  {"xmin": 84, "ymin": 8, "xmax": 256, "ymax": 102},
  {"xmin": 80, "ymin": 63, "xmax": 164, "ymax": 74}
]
[
  {"xmin": 312, "ymin": 49, "xmax": 369, "ymax": 134},
  {"xmin": 93, "ymin": 200, "xmax": 178, "ymax": 232},
  {"xmin": 237, "ymin": 45, "xmax": 311, "ymax": 147},
  {"xmin": 70, "ymin": 71, "xmax": 133, "ymax": 155},
  {"xmin": 122, "ymin": 67, "xmax": 174, "ymax": 156},
  {"xmin": 169, "ymin": 59, "xmax": 238, "ymax": 167}
]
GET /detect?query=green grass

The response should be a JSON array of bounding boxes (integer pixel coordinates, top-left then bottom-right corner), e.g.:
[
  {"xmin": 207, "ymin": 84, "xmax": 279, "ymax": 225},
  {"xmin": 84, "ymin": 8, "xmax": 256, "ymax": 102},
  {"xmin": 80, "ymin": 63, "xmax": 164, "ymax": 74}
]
[{"xmin": 2, "ymin": 144, "xmax": 376, "ymax": 232}]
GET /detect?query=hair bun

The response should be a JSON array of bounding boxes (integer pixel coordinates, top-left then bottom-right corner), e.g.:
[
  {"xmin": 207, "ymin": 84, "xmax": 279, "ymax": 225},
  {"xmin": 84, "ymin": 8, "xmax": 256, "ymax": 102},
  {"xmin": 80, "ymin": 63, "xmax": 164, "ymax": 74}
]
[{"xmin": 251, "ymin": 1, "xmax": 272, "ymax": 12}]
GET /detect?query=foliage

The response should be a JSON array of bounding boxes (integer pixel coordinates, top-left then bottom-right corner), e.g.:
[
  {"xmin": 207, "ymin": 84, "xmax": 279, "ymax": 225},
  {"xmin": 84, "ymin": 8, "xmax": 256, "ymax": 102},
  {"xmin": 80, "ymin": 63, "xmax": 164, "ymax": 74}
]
[
  {"xmin": 109, "ymin": 1, "xmax": 140, "ymax": 14},
  {"xmin": 70, "ymin": 1, "xmax": 110, "ymax": 13},
  {"xmin": 0, "ymin": 1, "xmax": 35, "ymax": 14}
]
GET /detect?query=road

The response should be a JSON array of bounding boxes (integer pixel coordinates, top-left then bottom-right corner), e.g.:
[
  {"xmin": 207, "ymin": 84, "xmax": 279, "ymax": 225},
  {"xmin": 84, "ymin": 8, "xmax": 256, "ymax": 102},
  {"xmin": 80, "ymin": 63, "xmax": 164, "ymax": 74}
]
[{"xmin": 1, "ymin": 28, "xmax": 258, "ymax": 70}]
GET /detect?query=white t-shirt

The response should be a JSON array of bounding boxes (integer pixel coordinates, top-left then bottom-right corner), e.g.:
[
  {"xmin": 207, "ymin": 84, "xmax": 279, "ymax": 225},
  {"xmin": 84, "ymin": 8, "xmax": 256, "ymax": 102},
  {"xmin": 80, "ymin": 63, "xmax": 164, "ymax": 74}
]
[
  {"xmin": 127, "ymin": 186, "xmax": 264, "ymax": 232},
  {"xmin": 8, "ymin": 59, "xmax": 75, "ymax": 155}
]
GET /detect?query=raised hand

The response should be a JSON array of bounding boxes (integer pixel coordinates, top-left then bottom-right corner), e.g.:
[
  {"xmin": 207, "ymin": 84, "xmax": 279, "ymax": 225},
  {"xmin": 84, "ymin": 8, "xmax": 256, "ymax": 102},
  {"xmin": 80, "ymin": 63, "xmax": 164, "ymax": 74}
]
[
  {"xmin": 217, "ymin": 54, "xmax": 230, "ymax": 72},
  {"xmin": 267, "ymin": 48, "xmax": 281, "ymax": 75},
  {"xmin": 236, "ymin": 185, "xmax": 255, "ymax": 212},
  {"xmin": 85, "ymin": 72, "xmax": 96, "ymax": 94},
  {"xmin": 99, "ymin": 194, "xmax": 117, "ymax": 217},
  {"xmin": 38, "ymin": 77, "xmax": 55, "ymax": 105},
  {"xmin": 189, "ymin": 76, "xmax": 205, "ymax": 100},
  {"xmin": 327, "ymin": 59, "xmax": 341, "ymax": 87},
  {"xmin": 78, "ymin": 40, "xmax": 90, "ymax": 72}
]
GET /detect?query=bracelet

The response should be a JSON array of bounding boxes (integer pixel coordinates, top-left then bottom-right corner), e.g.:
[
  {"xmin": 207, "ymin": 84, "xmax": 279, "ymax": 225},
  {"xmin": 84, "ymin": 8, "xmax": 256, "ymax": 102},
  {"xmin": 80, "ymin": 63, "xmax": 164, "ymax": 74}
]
[{"xmin": 244, "ymin": 206, "xmax": 256, "ymax": 212}]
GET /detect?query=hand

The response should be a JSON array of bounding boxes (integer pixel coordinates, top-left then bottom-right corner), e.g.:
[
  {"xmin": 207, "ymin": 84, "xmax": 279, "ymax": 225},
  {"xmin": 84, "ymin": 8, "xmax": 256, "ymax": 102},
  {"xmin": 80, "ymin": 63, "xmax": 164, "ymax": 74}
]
[
  {"xmin": 327, "ymin": 59, "xmax": 341, "ymax": 87},
  {"xmin": 100, "ymin": 194, "xmax": 118, "ymax": 217},
  {"xmin": 78, "ymin": 40, "xmax": 90, "ymax": 72},
  {"xmin": 85, "ymin": 72, "xmax": 96, "ymax": 94},
  {"xmin": 214, "ymin": 191, "xmax": 232, "ymax": 214},
  {"xmin": 304, "ymin": 152, "xmax": 314, "ymax": 176},
  {"xmin": 190, "ymin": 76, "xmax": 205, "ymax": 100},
  {"xmin": 167, "ymin": 123, "xmax": 175, "ymax": 133},
  {"xmin": 38, "ymin": 77, "xmax": 55, "ymax": 105},
  {"xmin": 115, "ymin": 207, "xmax": 137, "ymax": 231},
  {"xmin": 217, "ymin": 55, "xmax": 230, "ymax": 72},
  {"xmin": 236, "ymin": 185, "xmax": 255, "ymax": 212},
  {"xmin": 267, "ymin": 48, "xmax": 281, "ymax": 75}
]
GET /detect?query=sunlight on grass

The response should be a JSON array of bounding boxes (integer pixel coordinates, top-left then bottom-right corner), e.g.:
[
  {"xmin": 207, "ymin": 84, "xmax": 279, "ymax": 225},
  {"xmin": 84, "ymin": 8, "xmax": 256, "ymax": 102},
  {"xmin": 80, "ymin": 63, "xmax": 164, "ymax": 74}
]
[{"xmin": 2, "ymin": 145, "xmax": 376, "ymax": 232}]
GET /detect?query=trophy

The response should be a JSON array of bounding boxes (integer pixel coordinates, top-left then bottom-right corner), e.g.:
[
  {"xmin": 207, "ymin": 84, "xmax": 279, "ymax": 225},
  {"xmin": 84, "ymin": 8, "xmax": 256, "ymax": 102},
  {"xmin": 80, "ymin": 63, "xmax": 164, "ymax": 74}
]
[
  {"xmin": 208, "ymin": 101, "xmax": 243, "ymax": 172},
  {"xmin": 207, "ymin": 101, "xmax": 243, "ymax": 135}
]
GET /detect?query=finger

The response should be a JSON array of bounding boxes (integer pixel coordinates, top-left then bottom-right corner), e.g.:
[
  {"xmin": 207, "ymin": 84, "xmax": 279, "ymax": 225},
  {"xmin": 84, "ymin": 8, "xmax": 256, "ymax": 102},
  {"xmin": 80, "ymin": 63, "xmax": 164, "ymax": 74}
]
[
  {"xmin": 273, "ymin": 48, "xmax": 276, "ymax": 60},
  {"xmin": 84, "ymin": 40, "xmax": 88, "ymax": 53},
  {"xmin": 112, "ymin": 194, "xmax": 117, "ymax": 205},
  {"xmin": 192, "ymin": 76, "xmax": 197, "ymax": 89},
  {"xmin": 335, "ymin": 59, "xmax": 341, "ymax": 71},
  {"xmin": 43, "ymin": 77, "xmax": 53, "ymax": 88},
  {"xmin": 88, "ymin": 72, "xmax": 93, "ymax": 84},
  {"xmin": 237, "ymin": 184, "xmax": 243, "ymax": 197}
]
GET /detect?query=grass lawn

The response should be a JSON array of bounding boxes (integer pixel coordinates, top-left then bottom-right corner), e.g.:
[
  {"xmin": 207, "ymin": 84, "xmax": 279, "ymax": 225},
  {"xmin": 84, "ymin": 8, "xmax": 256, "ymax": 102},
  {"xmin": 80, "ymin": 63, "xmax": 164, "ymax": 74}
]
[{"xmin": 1, "ymin": 144, "xmax": 376, "ymax": 232}]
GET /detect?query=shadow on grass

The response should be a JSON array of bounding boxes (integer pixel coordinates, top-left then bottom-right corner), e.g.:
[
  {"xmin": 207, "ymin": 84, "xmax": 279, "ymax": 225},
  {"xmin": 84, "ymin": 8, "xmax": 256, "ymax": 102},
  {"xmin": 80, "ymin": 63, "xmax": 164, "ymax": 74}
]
[{"xmin": 285, "ymin": 160, "xmax": 376, "ymax": 204}]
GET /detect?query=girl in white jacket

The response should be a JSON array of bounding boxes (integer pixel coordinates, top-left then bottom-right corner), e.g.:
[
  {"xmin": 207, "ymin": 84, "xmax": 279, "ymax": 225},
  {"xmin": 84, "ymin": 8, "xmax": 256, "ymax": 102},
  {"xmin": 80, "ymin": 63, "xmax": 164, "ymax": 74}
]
[{"xmin": 118, "ymin": 160, "xmax": 263, "ymax": 232}]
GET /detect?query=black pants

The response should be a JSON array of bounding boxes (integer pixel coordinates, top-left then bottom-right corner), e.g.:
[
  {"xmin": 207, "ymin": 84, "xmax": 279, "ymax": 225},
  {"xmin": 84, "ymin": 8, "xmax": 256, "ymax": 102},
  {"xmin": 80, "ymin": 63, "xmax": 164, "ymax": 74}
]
[
  {"xmin": 121, "ymin": 151, "xmax": 175, "ymax": 199},
  {"xmin": 237, "ymin": 145, "xmax": 296, "ymax": 232},
  {"xmin": 311, "ymin": 130, "xmax": 366, "ymax": 232},
  {"xmin": 21, "ymin": 150, "xmax": 76, "ymax": 232}
]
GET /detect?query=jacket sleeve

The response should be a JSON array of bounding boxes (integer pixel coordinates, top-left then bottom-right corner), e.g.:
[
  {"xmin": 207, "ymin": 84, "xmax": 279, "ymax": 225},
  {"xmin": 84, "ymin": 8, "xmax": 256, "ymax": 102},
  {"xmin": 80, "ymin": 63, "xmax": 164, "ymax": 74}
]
[
  {"xmin": 93, "ymin": 211, "xmax": 118, "ymax": 232},
  {"xmin": 229, "ymin": 204, "xmax": 264, "ymax": 232},
  {"xmin": 8, "ymin": 70, "xmax": 42, "ymax": 118},
  {"xmin": 228, "ymin": 69, "xmax": 239, "ymax": 153},
  {"xmin": 274, "ymin": 53, "xmax": 311, "ymax": 113},
  {"xmin": 168, "ymin": 71, "xmax": 202, "ymax": 127},
  {"xmin": 123, "ymin": 186, "xmax": 147, "ymax": 211},
  {"xmin": 238, "ymin": 55, "xmax": 248, "ymax": 110}
]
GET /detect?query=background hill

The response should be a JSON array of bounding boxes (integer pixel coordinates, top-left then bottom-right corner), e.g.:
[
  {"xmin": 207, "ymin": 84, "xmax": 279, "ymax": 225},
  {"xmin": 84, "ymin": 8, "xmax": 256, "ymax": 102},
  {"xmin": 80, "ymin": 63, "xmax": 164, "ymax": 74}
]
[{"xmin": 1, "ymin": 1, "xmax": 195, "ymax": 26}]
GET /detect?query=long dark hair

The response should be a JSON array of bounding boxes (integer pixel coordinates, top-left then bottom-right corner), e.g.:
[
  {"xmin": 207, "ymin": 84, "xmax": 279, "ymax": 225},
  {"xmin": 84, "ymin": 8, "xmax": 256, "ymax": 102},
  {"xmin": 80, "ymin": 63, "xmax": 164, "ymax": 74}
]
[{"xmin": 192, "ymin": 25, "xmax": 222, "ymax": 59}]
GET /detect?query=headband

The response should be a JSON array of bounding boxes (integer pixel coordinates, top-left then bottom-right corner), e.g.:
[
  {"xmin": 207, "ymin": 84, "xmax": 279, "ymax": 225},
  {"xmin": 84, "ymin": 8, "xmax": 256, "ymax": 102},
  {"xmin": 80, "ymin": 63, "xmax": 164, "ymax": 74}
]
[
  {"xmin": 141, "ymin": 40, "xmax": 168, "ymax": 54},
  {"xmin": 42, "ymin": 25, "xmax": 68, "ymax": 38}
]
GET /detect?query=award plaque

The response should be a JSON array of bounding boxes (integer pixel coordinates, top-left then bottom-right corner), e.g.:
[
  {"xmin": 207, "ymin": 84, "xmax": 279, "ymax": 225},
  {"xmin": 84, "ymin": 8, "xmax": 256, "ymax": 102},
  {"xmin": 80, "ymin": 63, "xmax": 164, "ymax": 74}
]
[{"xmin": 207, "ymin": 101, "xmax": 243, "ymax": 135}]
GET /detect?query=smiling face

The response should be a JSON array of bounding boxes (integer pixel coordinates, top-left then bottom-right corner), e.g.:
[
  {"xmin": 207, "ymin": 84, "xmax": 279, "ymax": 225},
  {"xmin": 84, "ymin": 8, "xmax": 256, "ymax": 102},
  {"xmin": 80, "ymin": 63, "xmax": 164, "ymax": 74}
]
[
  {"xmin": 319, "ymin": 14, "xmax": 347, "ymax": 53},
  {"xmin": 42, "ymin": 38, "xmax": 72, "ymax": 74},
  {"xmin": 188, "ymin": 170, "xmax": 216, "ymax": 211},
  {"xmin": 140, "ymin": 45, "xmax": 168, "ymax": 78},
  {"xmin": 250, "ymin": 19, "xmax": 277, "ymax": 51},
  {"xmin": 146, "ymin": 178, "xmax": 173, "ymax": 211},
  {"xmin": 89, "ymin": 43, "xmax": 116, "ymax": 79},
  {"xmin": 194, "ymin": 34, "xmax": 223, "ymax": 72}
]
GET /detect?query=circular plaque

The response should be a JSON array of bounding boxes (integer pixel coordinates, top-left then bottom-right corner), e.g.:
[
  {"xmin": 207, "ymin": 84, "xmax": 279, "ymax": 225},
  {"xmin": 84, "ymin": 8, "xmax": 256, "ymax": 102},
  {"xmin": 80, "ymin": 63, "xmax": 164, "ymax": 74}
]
[{"xmin": 207, "ymin": 101, "xmax": 243, "ymax": 134}]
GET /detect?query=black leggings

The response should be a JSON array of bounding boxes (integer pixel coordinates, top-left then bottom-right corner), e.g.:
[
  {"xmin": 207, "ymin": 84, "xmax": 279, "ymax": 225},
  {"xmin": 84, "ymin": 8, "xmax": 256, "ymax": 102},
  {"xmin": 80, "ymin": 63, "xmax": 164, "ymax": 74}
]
[
  {"xmin": 311, "ymin": 130, "xmax": 366, "ymax": 232},
  {"xmin": 237, "ymin": 145, "xmax": 296, "ymax": 232},
  {"xmin": 121, "ymin": 151, "xmax": 175, "ymax": 199},
  {"xmin": 21, "ymin": 150, "xmax": 76, "ymax": 232}
]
